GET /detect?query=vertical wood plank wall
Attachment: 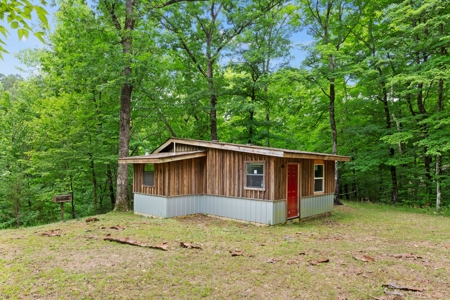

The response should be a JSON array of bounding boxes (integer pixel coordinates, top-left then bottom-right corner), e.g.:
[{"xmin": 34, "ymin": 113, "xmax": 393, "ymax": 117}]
[
  {"xmin": 301, "ymin": 159, "xmax": 314, "ymax": 197},
  {"xmin": 324, "ymin": 160, "xmax": 335, "ymax": 194},
  {"xmin": 133, "ymin": 157, "xmax": 206, "ymax": 196},
  {"xmin": 161, "ymin": 144, "xmax": 204, "ymax": 153},
  {"xmin": 273, "ymin": 158, "xmax": 336, "ymax": 200},
  {"xmin": 133, "ymin": 164, "xmax": 144, "ymax": 194},
  {"xmin": 273, "ymin": 157, "xmax": 303, "ymax": 200},
  {"xmin": 205, "ymin": 149, "xmax": 273, "ymax": 200},
  {"xmin": 133, "ymin": 148, "xmax": 336, "ymax": 201}
]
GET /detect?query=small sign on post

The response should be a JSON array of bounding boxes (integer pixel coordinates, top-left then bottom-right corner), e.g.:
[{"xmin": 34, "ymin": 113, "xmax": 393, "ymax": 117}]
[
  {"xmin": 53, "ymin": 194, "xmax": 72, "ymax": 222},
  {"xmin": 52, "ymin": 194, "xmax": 72, "ymax": 203}
]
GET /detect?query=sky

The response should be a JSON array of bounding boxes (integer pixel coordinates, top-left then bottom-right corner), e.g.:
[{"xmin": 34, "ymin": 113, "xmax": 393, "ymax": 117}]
[
  {"xmin": 0, "ymin": 2, "xmax": 58, "ymax": 77},
  {"xmin": 0, "ymin": 4, "xmax": 310, "ymax": 77},
  {"xmin": 0, "ymin": 32, "xmax": 44, "ymax": 76}
]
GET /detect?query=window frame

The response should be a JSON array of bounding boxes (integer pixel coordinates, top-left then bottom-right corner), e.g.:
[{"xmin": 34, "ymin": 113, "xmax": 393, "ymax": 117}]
[
  {"xmin": 143, "ymin": 164, "xmax": 155, "ymax": 187},
  {"xmin": 244, "ymin": 161, "xmax": 265, "ymax": 191},
  {"xmin": 313, "ymin": 160, "xmax": 324, "ymax": 194}
]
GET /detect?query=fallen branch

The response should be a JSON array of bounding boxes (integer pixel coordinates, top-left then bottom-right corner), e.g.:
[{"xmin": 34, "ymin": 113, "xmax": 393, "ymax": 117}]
[
  {"xmin": 109, "ymin": 225, "xmax": 126, "ymax": 231},
  {"xmin": 308, "ymin": 258, "xmax": 329, "ymax": 265},
  {"xmin": 353, "ymin": 255, "xmax": 375, "ymax": 262},
  {"xmin": 104, "ymin": 236, "xmax": 168, "ymax": 251},
  {"xmin": 382, "ymin": 282, "xmax": 423, "ymax": 292},
  {"xmin": 230, "ymin": 249, "xmax": 243, "ymax": 257},
  {"xmin": 388, "ymin": 253, "xmax": 423, "ymax": 260},
  {"xmin": 40, "ymin": 229, "xmax": 61, "ymax": 237},
  {"xmin": 180, "ymin": 242, "xmax": 202, "ymax": 250},
  {"xmin": 229, "ymin": 249, "xmax": 253, "ymax": 257},
  {"xmin": 383, "ymin": 288, "xmax": 404, "ymax": 297},
  {"xmin": 266, "ymin": 257, "xmax": 282, "ymax": 263},
  {"xmin": 86, "ymin": 217, "xmax": 99, "ymax": 223}
]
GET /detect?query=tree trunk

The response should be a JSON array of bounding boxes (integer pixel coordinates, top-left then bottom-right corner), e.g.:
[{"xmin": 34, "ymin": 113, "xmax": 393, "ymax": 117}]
[
  {"xmin": 115, "ymin": 0, "xmax": 135, "ymax": 211},
  {"xmin": 379, "ymin": 76, "xmax": 399, "ymax": 204},
  {"xmin": 436, "ymin": 77, "xmax": 443, "ymax": 210},
  {"xmin": 14, "ymin": 178, "xmax": 20, "ymax": 227},
  {"xmin": 207, "ymin": 54, "xmax": 218, "ymax": 141},
  {"xmin": 69, "ymin": 174, "xmax": 75, "ymax": 219},
  {"xmin": 435, "ymin": 155, "xmax": 441, "ymax": 211},
  {"xmin": 89, "ymin": 153, "xmax": 98, "ymax": 213},
  {"xmin": 436, "ymin": 22, "xmax": 445, "ymax": 210},
  {"xmin": 115, "ymin": 83, "xmax": 132, "ymax": 211},
  {"xmin": 416, "ymin": 83, "xmax": 432, "ymax": 196},
  {"xmin": 107, "ymin": 165, "xmax": 116, "ymax": 209},
  {"xmin": 329, "ymin": 76, "xmax": 341, "ymax": 205},
  {"xmin": 209, "ymin": 94, "xmax": 218, "ymax": 141}
]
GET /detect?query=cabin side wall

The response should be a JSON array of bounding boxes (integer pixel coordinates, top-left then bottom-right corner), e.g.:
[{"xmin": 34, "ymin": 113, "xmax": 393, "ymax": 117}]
[
  {"xmin": 205, "ymin": 148, "xmax": 277, "ymax": 200},
  {"xmin": 273, "ymin": 158, "xmax": 335, "ymax": 201},
  {"xmin": 133, "ymin": 149, "xmax": 336, "ymax": 201},
  {"xmin": 132, "ymin": 157, "xmax": 206, "ymax": 196}
]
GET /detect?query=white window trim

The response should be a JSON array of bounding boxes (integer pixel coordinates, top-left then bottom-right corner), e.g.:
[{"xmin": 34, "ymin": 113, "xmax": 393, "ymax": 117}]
[
  {"xmin": 314, "ymin": 163, "xmax": 324, "ymax": 194},
  {"xmin": 244, "ymin": 161, "xmax": 265, "ymax": 191}
]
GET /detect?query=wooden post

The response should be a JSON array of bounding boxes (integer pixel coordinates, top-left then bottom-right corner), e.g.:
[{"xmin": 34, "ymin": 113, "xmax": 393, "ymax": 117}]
[
  {"xmin": 60, "ymin": 202, "xmax": 65, "ymax": 222},
  {"xmin": 53, "ymin": 194, "xmax": 71, "ymax": 222}
]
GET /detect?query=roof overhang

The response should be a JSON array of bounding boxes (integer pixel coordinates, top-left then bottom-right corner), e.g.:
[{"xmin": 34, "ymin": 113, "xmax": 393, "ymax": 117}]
[
  {"xmin": 283, "ymin": 153, "xmax": 350, "ymax": 162},
  {"xmin": 118, "ymin": 150, "xmax": 207, "ymax": 164}
]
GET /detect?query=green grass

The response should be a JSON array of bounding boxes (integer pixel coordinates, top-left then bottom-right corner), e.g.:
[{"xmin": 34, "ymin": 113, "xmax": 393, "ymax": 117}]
[{"xmin": 1, "ymin": 201, "xmax": 450, "ymax": 299}]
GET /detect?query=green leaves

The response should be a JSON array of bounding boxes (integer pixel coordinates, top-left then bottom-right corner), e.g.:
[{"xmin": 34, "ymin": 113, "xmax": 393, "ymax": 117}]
[
  {"xmin": 34, "ymin": 5, "xmax": 49, "ymax": 28},
  {"xmin": 0, "ymin": 1, "xmax": 49, "ymax": 58},
  {"xmin": 380, "ymin": 132, "xmax": 414, "ymax": 146}
]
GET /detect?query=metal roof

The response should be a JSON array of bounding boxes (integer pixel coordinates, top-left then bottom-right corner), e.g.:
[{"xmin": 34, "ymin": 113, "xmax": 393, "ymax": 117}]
[
  {"xmin": 152, "ymin": 138, "xmax": 351, "ymax": 162},
  {"xmin": 118, "ymin": 150, "xmax": 206, "ymax": 164}
]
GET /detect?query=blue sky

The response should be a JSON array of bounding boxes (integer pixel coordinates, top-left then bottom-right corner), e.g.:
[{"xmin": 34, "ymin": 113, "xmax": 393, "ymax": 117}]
[
  {"xmin": 0, "ymin": 32, "xmax": 44, "ymax": 76},
  {"xmin": 0, "ymin": 2, "xmax": 58, "ymax": 77}
]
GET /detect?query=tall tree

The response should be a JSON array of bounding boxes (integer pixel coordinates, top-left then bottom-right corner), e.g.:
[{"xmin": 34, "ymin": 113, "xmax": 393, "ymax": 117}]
[
  {"xmin": 384, "ymin": 0, "xmax": 450, "ymax": 204},
  {"xmin": 224, "ymin": 2, "xmax": 295, "ymax": 145},
  {"xmin": 99, "ymin": 0, "xmax": 209, "ymax": 211},
  {"xmin": 159, "ymin": 0, "xmax": 284, "ymax": 141},
  {"xmin": 347, "ymin": 0, "xmax": 400, "ymax": 204},
  {"xmin": 298, "ymin": 0, "xmax": 364, "ymax": 204}
]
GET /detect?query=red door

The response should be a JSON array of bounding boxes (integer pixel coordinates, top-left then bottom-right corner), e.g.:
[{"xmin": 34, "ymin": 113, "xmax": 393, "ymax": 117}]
[{"xmin": 287, "ymin": 164, "xmax": 299, "ymax": 219}]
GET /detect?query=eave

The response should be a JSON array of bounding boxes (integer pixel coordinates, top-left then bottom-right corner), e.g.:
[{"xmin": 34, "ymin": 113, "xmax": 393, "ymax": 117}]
[{"xmin": 118, "ymin": 151, "xmax": 207, "ymax": 164}]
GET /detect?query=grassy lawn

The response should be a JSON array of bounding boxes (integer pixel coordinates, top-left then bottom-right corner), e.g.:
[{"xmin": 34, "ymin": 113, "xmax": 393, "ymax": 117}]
[{"xmin": 1, "ymin": 202, "xmax": 449, "ymax": 299}]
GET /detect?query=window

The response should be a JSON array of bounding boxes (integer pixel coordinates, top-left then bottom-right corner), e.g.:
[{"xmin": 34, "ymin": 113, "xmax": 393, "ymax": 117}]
[
  {"xmin": 314, "ymin": 164, "xmax": 324, "ymax": 193},
  {"xmin": 143, "ymin": 164, "xmax": 154, "ymax": 186},
  {"xmin": 246, "ymin": 162, "xmax": 264, "ymax": 189}
]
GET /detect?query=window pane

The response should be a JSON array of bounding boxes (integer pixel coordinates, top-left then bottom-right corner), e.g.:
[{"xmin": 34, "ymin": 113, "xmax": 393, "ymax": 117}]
[
  {"xmin": 247, "ymin": 175, "xmax": 264, "ymax": 188},
  {"xmin": 314, "ymin": 178, "xmax": 323, "ymax": 192},
  {"xmin": 143, "ymin": 171, "xmax": 154, "ymax": 186},
  {"xmin": 247, "ymin": 163, "xmax": 264, "ymax": 175},
  {"xmin": 314, "ymin": 165, "xmax": 323, "ymax": 177},
  {"xmin": 246, "ymin": 162, "xmax": 264, "ymax": 188}
]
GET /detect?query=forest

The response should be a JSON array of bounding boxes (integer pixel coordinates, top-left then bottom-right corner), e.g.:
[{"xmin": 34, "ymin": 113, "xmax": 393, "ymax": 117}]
[{"xmin": 0, "ymin": 0, "xmax": 449, "ymax": 228}]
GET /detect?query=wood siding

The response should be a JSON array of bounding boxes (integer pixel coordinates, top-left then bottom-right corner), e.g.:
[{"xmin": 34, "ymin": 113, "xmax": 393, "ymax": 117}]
[
  {"xmin": 133, "ymin": 157, "xmax": 206, "ymax": 196},
  {"xmin": 205, "ymin": 148, "xmax": 274, "ymax": 200},
  {"xmin": 273, "ymin": 157, "xmax": 302, "ymax": 200},
  {"xmin": 324, "ymin": 160, "xmax": 335, "ymax": 194},
  {"xmin": 133, "ymin": 148, "xmax": 336, "ymax": 201},
  {"xmin": 273, "ymin": 157, "xmax": 335, "ymax": 200},
  {"xmin": 160, "ymin": 143, "xmax": 205, "ymax": 153}
]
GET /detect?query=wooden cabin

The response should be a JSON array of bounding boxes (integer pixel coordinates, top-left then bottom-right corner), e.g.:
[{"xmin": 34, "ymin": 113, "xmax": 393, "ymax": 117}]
[{"xmin": 119, "ymin": 138, "xmax": 350, "ymax": 225}]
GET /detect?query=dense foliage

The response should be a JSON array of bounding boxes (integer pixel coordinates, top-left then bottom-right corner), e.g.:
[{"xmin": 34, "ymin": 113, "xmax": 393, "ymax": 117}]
[{"xmin": 0, "ymin": 0, "xmax": 448, "ymax": 228}]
